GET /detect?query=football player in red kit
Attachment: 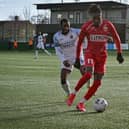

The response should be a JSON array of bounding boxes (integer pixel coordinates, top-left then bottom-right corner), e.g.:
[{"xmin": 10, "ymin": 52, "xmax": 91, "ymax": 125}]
[{"xmin": 66, "ymin": 4, "xmax": 124, "ymax": 112}]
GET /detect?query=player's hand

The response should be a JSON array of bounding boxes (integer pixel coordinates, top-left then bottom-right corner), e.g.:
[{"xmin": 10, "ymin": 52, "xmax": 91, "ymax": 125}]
[
  {"xmin": 74, "ymin": 58, "xmax": 80, "ymax": 69},
  {"xmin": 117, "ymin": 53, "xmax": 124, "ymax": 64},
  {"xmin": 63, "ymin": 60, "xmax": 71, "ymax": 67},
  {"xmin": 80, "ymin": 65, "xmax": 87, "ymax": 74}
]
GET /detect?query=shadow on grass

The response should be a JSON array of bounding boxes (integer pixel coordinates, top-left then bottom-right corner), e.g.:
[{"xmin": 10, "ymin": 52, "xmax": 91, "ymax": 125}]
[
  {"xmin": 0, "ymin": 110, "xmax": 99, "ymax": 122},
  {"xmin": 66, "ymin": 109, "xmax": 100, "ymax": 115},
  {"xmin": 0, "ymin": 101, "xmax": 65, "ymax": 112},
  {"xmin": 0, "ymin": 101, "xmax": 100, "ymax": 122}
]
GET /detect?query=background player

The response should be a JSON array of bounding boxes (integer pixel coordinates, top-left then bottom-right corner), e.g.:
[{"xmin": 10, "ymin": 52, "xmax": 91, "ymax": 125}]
[
  {"xmin": 13, "ymin": 39, "xmax": 18, "ymax": 49},
  {"xmin": 53, "ymin": 18, "xmax": 90, "ymax": 98},
  {"xmin": 34, "ymin": 32, "xmax": 51, "ymax": 59},
  {"xmin": 66, "ymin": 4, "xmax": 124, "ymax": 112}
]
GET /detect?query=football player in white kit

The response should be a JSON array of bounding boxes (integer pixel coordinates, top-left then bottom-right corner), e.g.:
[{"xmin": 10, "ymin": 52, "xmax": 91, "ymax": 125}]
[
  {"xmin": 53, "ymin": 19, "xmax": 90, "ymax": 97},
  {"xmin": 34, "ymin": 32, "xmax": 51, "ymax": 59}
]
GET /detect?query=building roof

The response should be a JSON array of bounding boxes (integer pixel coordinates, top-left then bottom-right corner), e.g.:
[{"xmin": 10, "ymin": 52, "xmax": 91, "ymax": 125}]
[{"xmin": 35, "ymin": 1, "xmax": 129, "ymax": 10}]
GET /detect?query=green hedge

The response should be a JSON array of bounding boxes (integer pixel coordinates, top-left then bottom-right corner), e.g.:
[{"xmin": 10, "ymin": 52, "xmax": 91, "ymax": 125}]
[
  {"xmin": 0, "ymin": 40, "xmax": 55, "ymax": 51},
  {"xmin": 0, "ymin": 40, "xmax": 32, "ymax": 50}
]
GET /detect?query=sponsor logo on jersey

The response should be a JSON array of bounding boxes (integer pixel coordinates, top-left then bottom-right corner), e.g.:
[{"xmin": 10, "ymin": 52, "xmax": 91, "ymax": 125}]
[
  {"xmin": 90, "ymin": 34, "xmax": 107, "ymax": 42},
  {"xmin": 70, "ymin": 35, "xmax": 73, "ymax": 39},
  {"xmin": 61, "ymin": 39, "xmax": 76, "ymax": 48}
]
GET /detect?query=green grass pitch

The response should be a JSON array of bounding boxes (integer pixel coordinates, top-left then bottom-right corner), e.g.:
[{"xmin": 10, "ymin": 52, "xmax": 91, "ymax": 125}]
[{"xmin": 0, "ymin": 50, "xmax": 129, "ymax": 129}]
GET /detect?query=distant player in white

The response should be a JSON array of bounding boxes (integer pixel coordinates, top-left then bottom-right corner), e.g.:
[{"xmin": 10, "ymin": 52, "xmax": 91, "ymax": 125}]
[
  {"xmin": 34, "ymin": 32, "xmax": 51, "ymax": 59},
  {"xmin": 53, "ymin": 18, "xmax": 90, "ymax": 96}
]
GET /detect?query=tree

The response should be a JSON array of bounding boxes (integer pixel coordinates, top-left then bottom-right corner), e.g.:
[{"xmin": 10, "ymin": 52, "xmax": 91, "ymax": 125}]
[
  {"xmin": 23, "ymin": 7, "xmax": 31, "ymax": 20},
  {"xmin": 30, "ymin": 10, "xmax": 50, "ymax": 24}
]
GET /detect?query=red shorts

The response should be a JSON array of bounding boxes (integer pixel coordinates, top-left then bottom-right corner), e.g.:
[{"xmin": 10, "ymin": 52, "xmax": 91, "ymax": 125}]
[{"xmin": 84, "ymin": 52, "xmax": 107, "ymax": 74}]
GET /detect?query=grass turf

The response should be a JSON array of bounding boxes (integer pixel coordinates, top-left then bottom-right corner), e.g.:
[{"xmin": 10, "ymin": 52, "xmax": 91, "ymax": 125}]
[{"xmin": 0, "ymin": 50, "xmax": 129, "ymax": 129}]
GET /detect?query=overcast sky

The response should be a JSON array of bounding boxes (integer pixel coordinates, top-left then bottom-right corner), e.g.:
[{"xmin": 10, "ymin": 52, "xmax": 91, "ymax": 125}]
[{"xmin": 0, "ymin": 0, "xmax": 128, "ymax": 20}]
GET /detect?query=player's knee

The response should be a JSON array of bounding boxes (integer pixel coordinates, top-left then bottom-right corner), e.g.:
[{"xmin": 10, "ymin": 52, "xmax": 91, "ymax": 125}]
[
  {"xmin": 94, "ymin": 73, "xmax": 104, "ymax": 80},
  {"xmin": 84, "ymin": 72, "xmax": 92, "ymax": 79}
]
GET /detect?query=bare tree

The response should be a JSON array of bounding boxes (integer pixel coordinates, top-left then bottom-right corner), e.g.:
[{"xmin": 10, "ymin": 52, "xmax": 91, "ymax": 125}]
[
  {"xmin": 23, "ymin": 7, "xmax": 31, "ymax": 20},
  {"xmin": 30, "ymin": 10, "xmax": 50, "ymax": 24}
]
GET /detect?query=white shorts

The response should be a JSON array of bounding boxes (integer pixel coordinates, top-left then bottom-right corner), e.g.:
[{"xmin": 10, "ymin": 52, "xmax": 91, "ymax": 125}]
[
  {"xmin": 61, "ymin": 56, "xmax": 85, "ymax": 71},
  {"xmin": 61, "ymin": 60, "xmax": 74, "ymax": 71},
  {"xmin": 36, "ymin": 42, "xmax": 45, "ymax": 49}
]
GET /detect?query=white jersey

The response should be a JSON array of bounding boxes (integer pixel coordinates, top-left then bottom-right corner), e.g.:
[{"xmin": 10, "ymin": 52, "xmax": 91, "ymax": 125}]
[
  {"xmin": 36, "ymin": 34, "xmax": 45, "ymax": 49},
  {"xmin": 53, "ymin": 28, "xmax": 84, "ymax": 66}
]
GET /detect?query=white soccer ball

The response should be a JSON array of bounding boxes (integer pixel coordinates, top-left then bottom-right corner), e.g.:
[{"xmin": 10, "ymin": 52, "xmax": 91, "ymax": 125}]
[{"xmin": 93, "ymin": 98, "xmax": 108, "ymax": 112}]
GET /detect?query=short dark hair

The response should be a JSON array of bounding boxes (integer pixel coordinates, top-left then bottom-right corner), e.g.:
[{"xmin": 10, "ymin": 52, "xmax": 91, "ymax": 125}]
[
  {"xmin": 60, "ymin": 18, "xmax": 69, "ymax": 25},
  {"xmin": 88, "ymin": 4, "xmax": 102, "ymax": 15}
]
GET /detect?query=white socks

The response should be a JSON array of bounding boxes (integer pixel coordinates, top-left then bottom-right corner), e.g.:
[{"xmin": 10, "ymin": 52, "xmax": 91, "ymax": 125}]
[{"xmin": 35, "ymin": 50, "xmax": 38, "ymax": 58}]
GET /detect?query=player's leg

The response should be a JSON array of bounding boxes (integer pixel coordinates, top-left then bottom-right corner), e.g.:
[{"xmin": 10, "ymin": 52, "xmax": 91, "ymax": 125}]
[
  {"xmin": 43, "ymin": 49, "xmax": 51, "ymax": 56},
  {"xmin": 76, "ymin": 73, "xmax": 103, "ymax": 112},
  {"xmin": 60, "ymin": 68, "xmax": 71, "ymax": 96},
  {"xmin": 41, "ymin": 43, "xmax": 51, "ymax": 56},
  {"xmin": 34, "ymin": 48, "xmax": 39, "ymax": 59},
  {"xmin": 75, "ymin": 66, "xmax": 92, "ymax": 91},
  {"xmin": 34, "ymin": 43, "xmax": 40, "ymax": 59},
  {"xmin": 83, "ymin": 73, "xmax": 103, "ymax": 100},
  {"xmin": 66, "ymin": 55, "xmax": 94, "ymax": 106},
  {"xmin": 66, "ymin": 66, "xmax": 93, "ymax": 106},
  {"xmin": 83, "ymin": 56, "xmax": 107, "ymax": 101},
  {"xmin": 76, "ymin": 57, "xmax": 106, "ymax": 112},
  {"xmin": 80, "ymin": 65, "xmax": 91, "ymax": 88}
]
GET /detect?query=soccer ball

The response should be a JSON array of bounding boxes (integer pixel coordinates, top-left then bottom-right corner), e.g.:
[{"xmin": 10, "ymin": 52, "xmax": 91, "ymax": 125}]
[{"xmin": 93, "ymin": 98, "xmax": 108, "ymax": 112}]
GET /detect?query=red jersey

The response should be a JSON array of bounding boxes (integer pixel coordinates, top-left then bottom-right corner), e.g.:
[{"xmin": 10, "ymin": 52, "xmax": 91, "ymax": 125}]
[{"xmin": 76, "ymin": 19, "xmax": 122, "ymax": 58}]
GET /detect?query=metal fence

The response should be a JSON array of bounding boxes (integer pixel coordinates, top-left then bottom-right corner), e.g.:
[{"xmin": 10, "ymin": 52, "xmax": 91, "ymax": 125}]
[{"xmin": 0, "ymin": 21, "xmax": 35, "ymax": 43}]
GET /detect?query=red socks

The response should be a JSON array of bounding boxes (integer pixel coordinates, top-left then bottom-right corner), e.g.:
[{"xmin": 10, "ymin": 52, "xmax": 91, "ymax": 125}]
[
  {"xmin": 84, "ymin": 80, "xmax": 101, "ymax": 100},
  {"xmin": 75, "ymin": 72, "xmax": 92, "ymax": 92},
  {"xmin": 74, "ymin": 72, "xmax": 102, "ymax": 101}
]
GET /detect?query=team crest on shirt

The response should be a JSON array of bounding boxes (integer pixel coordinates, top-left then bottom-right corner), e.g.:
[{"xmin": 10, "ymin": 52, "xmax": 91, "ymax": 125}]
[
  {"xmin": 103, "ymin": 25, "xmax": 108, "ymax": 32},
  {"xmin": 70, "ymin": 35, "xmax": 73, "ymax": 39}
]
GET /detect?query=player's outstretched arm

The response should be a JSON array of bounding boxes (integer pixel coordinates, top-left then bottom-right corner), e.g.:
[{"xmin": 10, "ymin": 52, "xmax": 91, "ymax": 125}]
[{"xmin": 109, "ymin": 21, "xmax": 124, "ymax": 64}]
